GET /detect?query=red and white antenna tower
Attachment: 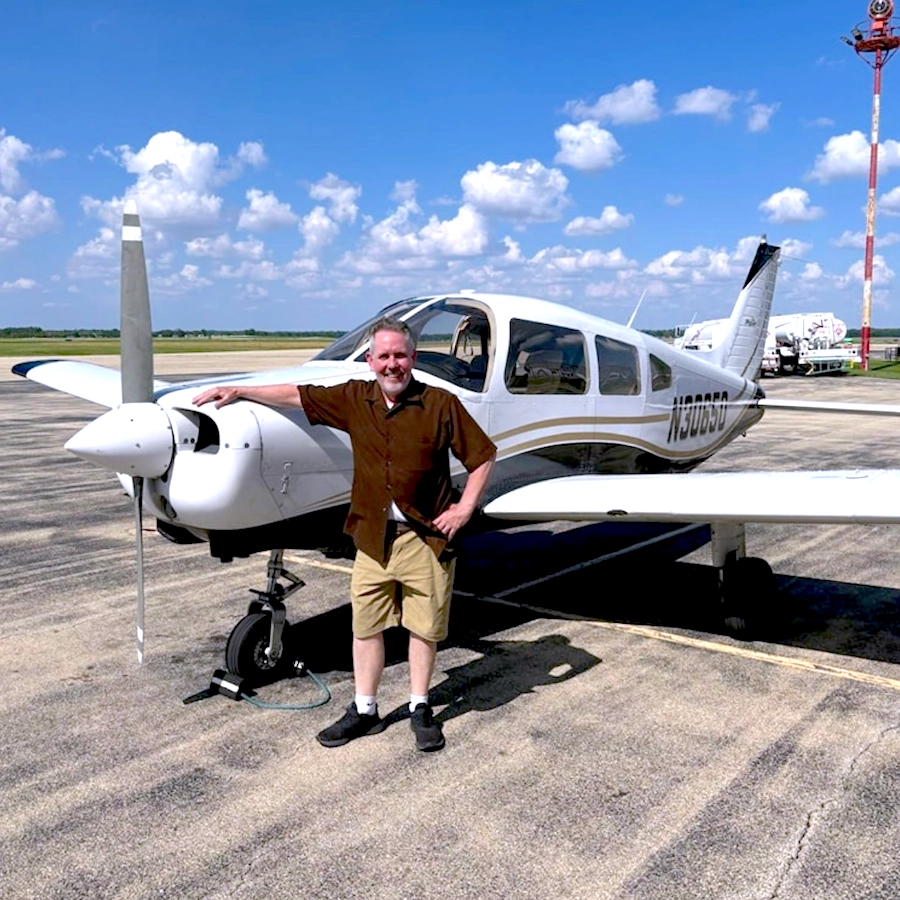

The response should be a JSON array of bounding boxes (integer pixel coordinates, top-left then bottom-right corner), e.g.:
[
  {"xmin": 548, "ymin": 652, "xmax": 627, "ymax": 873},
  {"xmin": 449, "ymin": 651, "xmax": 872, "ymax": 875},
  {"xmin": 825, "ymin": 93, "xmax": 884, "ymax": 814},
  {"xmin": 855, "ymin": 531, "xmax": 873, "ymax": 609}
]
[{"xmin": 843, "ymin": 0, "xmax": 900, "ymax": 370}]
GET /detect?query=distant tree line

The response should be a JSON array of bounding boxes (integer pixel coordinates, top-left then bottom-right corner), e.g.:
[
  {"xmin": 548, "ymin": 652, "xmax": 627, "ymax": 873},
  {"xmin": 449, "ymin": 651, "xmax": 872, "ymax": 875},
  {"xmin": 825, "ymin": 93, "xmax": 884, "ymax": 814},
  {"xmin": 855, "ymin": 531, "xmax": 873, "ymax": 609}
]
[
  {"xmin": 641, "ymin": 329, "xmax": 677, "ymax": 340},
  {"xmin": 846, "ymin": 328, "xmax": 900, "ymax": 338},
  {"xmin": 0, "ymin": 327, "xmax": 347, "ymax": 339}
]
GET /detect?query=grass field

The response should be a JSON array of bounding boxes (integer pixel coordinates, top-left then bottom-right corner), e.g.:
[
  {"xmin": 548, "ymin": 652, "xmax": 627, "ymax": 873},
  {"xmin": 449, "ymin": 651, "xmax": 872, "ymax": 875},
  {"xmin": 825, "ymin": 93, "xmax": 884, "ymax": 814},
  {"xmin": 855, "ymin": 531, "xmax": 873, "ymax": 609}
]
[
  {"xmin": 850, "ymin": 358, "xmax": 900, "ymax": 380},
  {"xmin": 0, "ymin": 337, "xmax": 331, "ymax": 357}
]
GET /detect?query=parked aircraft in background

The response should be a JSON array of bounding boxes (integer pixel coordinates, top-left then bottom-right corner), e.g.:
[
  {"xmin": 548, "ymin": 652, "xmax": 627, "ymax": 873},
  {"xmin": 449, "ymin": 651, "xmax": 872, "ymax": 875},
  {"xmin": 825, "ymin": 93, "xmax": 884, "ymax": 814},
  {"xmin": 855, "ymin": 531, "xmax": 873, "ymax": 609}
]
[{"xmin": 15, "ymin": 208, "xmax": 900, "ymax": 683}]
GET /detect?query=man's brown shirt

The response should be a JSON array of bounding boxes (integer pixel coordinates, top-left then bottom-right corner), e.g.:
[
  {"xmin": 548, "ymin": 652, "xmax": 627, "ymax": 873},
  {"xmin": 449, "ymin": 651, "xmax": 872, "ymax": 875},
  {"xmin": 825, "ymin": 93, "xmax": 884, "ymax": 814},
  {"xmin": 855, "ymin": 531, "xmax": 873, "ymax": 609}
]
[{"xmin": 298, "ymin": 378, "xmax": 496, "ymax": 563}]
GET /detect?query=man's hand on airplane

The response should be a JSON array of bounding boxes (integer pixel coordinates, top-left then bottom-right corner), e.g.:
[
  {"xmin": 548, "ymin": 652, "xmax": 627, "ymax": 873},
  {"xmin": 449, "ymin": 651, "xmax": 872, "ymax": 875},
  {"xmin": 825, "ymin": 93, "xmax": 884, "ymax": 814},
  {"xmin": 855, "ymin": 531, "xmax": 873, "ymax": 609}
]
[{"xmin": 192, "ymin": 384, "xmax": 303, "ymax": 409}]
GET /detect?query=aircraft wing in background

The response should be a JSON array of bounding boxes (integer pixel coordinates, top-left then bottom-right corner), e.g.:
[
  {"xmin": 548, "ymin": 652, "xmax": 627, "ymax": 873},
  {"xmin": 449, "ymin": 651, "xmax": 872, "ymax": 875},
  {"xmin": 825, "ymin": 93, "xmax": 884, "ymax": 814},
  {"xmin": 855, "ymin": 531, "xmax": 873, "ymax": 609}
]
[{"xmin": 12, "ymin": 359, "xmax": 172, "ymax": 409}]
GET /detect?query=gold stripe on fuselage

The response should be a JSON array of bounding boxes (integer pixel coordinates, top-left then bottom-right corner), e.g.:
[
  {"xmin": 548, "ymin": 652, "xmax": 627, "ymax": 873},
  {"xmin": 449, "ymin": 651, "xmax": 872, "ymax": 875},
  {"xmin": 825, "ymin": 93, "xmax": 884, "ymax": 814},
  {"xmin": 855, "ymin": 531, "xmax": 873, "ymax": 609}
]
[
  {"xmin": 492, "ymin": 413, "xmax": 670, "ymax": 444},
  {"xmin": 494, "ymin": 386, "xmax": 759, "ymax": 462}
]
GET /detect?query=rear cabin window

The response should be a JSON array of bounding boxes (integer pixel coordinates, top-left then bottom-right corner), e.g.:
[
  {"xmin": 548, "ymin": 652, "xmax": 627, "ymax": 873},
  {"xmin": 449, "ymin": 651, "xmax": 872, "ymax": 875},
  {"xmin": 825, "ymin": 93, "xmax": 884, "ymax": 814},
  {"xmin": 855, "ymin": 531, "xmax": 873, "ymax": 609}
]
[
  {"xmin": 505, "ymin": 320, "xmax": 587, "ymax": 395},
  {"xmin": 649, "ymin": 354, "xmax": 672, "ymax": 392},
  {"xmin": 596, "ymin": 335, "xmax": 641, "ymax": 396}
]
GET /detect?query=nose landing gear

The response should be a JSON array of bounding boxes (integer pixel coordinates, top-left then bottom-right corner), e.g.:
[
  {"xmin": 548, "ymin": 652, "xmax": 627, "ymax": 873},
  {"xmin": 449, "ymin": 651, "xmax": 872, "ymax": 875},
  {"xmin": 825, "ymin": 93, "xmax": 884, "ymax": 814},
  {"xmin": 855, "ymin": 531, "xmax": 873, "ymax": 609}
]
[{"xmin": 225, "ymin": 549, "xmax": 306, "ymax": 686}]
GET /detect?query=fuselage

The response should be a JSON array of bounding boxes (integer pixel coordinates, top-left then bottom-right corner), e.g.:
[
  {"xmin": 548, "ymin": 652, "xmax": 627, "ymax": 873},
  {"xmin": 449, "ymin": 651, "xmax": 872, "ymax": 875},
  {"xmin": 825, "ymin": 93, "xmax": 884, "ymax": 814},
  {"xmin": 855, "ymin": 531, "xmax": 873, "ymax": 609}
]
[{"xmin": 128, "ymin": 292, "xmax": 762, "ymax": 555}]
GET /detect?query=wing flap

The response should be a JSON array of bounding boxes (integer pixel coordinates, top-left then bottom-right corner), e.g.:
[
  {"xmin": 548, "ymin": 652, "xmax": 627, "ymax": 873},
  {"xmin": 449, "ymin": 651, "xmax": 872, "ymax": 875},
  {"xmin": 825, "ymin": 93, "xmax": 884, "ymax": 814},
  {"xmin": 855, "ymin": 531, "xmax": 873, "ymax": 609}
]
[
  {"xmin": 485, "ymin": 471, "xmax": 900, "ymax": 525},
  {"xmin": 13, "ymin": 359, "xmax": 170, "ymax": 408}
]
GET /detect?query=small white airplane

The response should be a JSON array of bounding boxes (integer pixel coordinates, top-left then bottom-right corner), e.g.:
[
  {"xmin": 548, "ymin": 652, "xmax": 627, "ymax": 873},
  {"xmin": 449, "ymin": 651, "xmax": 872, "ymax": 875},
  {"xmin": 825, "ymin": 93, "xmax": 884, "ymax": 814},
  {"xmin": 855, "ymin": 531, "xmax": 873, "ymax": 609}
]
[{"xmin": 15, "ymin": 209, "xmax": 900, "ymax": 682}]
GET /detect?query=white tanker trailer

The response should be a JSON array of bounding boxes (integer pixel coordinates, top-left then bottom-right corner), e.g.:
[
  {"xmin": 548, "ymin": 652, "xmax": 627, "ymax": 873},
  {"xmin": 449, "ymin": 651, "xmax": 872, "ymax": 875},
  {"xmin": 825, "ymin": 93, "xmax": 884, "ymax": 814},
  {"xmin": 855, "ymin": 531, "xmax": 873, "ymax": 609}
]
[{"xmin": 675, "ymin": 312, "xmax": 859, "ymax": 376}]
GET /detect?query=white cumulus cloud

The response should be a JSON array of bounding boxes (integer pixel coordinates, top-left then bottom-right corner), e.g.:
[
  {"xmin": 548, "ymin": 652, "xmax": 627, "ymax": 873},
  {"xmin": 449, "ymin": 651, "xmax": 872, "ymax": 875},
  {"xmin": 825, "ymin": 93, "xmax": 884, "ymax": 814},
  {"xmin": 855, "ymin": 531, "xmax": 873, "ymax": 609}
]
[
  {"xmin": 779, "ymin": 238, "xmax": 814, "ymax": 259},
  {"xmin": 527, "ymin": 245, "xmax": 637, "ymax": 276},
  {"xmin": 664, "ymin": 193, "xmax": 684, "ymax": 207},
  {"xmin": 236, "ymin": 141, "xmax": 267, "ymax": 168},
  {"xmin": 0, "ymin": 129, "xmax": 62, "ymax": 251},
  {"xmin": 461, "ymin": 159, "xmax": 570, "ymax": 222},
  {"xmin": 808, "ymin": 130, "xmax": 900, "ymax": 183},
  {"xmin": 839, "ymin": 255, "xmax": 895, "ymax": 287},
  {"xmin": 673, "ymin": 86, "xmax": 738, "ymax": 120},
  {"xmin": 344, "ymin": 184, "xmax": 489, "ymax": 275},
  {"xmin": 878, "ymin": 185, "xmax": 900, "ymax": 216},
  {"xmin": 645, "ymin": 243, "xmax": 745, "ymax": 282},
  {"xmin": 308, "ymin": 173, "xmax": 361, "ymax": 223},
  {"xmin": 759, "ymin": 187, "xmax": 825, "ymax": 223},
  {"xmin": 800, "ymin": 262, "xmax": 824, "ymax": 281},
  {"xmin": 154, "ymin": 263, "xmax": 213, "ymax": 294},
  {"xmin": 1, "ymin": 277, "xmax": 37, "ymax": 291},
  {"xmin": 0, "ymin": 132, "xmax": 33, "ymax": 194},
  {"xmin": 185, "ymin": 233, "xmax": 265, "ymax": 259},
  {"xmin": 238, "ymin": 189, "xmax": 298, "ymax": 231},
  {"xmin": 554, "ymin": 122, "xmax": 624, "ymax": 173},
  {"xmin": 563, "ymin": 79, "xmax": 661, "ymax": 125},
  {"xmin": 0, "ymin": 190, "xmax": 60, "ymax": 251},
  {"xmin": 83, "ymin": 131, "xmax": 267, "ymax": 229},
  {"xmin": 299, "ymin": 206, "xmax": 340, "ymax": 255},
  {"xmin": 564, "ymin": 206, "xmax": 634, "ymax": 236},
  {"xmin": 747, "ymin": 102, "xmax": 779, "ymax": 133},
  {"xmin": 0, "ymin": 128, "xmax": 63, "ymax": 194},
  {"xmin": 832, "ymin": 229, "xmax": 900, "ymax": 247}
]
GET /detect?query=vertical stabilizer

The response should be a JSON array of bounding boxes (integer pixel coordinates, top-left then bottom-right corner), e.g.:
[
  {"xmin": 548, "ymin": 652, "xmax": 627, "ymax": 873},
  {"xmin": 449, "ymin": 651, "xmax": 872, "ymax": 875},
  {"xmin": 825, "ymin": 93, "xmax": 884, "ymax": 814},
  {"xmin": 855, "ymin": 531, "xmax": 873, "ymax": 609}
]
[{"xmin": 685, "ymin": 241, "xmax": 781, "ymax": 380}]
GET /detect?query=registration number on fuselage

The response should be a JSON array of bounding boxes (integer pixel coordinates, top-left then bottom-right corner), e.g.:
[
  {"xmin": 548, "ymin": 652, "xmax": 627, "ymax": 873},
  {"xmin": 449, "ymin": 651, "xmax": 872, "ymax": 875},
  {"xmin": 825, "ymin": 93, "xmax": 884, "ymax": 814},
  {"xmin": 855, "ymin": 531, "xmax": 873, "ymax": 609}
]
[{"xmin": 667, "ymin": 391, "xmax": 728, "ymax": 443}]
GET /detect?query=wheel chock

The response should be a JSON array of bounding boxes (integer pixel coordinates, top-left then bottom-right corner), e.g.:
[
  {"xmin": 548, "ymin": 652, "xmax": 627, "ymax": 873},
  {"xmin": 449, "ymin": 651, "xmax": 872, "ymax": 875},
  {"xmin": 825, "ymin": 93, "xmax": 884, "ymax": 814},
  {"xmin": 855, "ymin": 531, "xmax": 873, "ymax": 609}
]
[{"xmin": 182, "ymin": 668, "xmax": 248, "ymax": 704}]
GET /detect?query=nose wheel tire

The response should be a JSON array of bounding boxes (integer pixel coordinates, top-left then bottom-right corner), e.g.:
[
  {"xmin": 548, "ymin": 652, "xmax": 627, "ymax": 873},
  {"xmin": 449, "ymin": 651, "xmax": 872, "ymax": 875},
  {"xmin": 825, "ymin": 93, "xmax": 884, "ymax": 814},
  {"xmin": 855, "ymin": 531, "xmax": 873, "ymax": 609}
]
[{"xmin": 225, "ymin": 613, "xmax": 293, "ymax": 685}]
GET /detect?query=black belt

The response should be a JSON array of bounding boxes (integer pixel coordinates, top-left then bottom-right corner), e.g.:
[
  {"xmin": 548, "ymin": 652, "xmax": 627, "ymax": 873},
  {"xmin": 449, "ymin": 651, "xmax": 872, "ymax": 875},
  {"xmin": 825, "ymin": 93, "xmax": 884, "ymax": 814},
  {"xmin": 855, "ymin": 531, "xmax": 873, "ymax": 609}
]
[{"xmin": 387, "ymin": 520, "xmax": 413, "ymax": 538}]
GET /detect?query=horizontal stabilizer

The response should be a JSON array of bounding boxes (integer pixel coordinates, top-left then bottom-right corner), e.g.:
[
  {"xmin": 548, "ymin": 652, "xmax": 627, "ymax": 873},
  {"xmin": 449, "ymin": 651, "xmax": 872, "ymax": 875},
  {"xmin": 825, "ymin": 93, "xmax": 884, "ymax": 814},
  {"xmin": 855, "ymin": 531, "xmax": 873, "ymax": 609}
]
[
  {"xmin": 12, "ymin": 359, "xmax": 170, "ymax": 408},
  {"xmin": 760, "ymin": 397, "xmax": 900, "ymax": 417},
  {"xmin": 485, "ymin": 470, "xmax": 900, "ymax": 526}
]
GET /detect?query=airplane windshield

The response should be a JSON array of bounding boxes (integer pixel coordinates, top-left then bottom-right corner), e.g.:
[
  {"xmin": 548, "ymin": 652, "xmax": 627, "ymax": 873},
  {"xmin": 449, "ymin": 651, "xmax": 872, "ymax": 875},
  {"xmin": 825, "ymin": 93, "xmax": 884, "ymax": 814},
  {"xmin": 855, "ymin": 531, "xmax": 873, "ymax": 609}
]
[
  {"xmin": 313, "ymin": 298, "xmax": 432, "ymax": 361},
  {"xmin": 314, "ymin": 297, "xmax": 493, "ymax": 393}
]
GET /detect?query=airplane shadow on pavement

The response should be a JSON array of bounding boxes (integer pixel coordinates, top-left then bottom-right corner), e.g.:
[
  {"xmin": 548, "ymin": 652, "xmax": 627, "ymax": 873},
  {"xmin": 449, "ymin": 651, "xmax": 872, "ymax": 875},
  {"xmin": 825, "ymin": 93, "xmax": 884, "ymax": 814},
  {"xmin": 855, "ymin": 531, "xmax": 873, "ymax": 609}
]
[{"xmin": 279, "ymin": 520, "xmax": 900, "ymax": 720}]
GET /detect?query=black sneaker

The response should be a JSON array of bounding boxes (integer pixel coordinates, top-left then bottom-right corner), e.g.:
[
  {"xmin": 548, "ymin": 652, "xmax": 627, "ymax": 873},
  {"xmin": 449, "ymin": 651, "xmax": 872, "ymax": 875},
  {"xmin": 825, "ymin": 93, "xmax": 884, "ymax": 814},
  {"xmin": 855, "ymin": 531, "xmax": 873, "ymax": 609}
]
[
  {"xmin": 410, "ymin": 703, "xmax": 445, "ymax": 752},
  {"xmin": 317, "ymin": 703, "xmax": 386, "ymax": 748}
]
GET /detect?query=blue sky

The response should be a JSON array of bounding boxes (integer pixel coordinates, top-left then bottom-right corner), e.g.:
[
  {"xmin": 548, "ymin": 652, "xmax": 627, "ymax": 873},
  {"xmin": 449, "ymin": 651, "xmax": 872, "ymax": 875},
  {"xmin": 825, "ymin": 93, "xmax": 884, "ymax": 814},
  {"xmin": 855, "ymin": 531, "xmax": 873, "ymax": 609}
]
[{"xmin": 3, "ymin": 0, "xmax": 900, "ymax": 332}]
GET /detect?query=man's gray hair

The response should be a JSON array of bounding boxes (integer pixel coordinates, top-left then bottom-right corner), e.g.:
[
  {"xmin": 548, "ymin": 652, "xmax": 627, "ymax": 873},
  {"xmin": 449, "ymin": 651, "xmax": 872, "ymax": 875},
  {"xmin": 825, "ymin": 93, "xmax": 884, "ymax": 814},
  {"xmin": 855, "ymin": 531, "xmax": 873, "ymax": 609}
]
[{"xmin": 367, "ymin": 316, "xmax": 417, "ymax": 351}]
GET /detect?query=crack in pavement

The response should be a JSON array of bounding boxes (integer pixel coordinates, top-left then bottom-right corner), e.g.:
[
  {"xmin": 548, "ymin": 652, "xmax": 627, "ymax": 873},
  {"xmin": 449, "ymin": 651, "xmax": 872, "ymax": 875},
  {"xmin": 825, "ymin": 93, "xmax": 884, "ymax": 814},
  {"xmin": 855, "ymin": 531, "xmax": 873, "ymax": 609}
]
[{"xmin": 767, "ymin": 720, "xmax": 900, "ymax": 899}]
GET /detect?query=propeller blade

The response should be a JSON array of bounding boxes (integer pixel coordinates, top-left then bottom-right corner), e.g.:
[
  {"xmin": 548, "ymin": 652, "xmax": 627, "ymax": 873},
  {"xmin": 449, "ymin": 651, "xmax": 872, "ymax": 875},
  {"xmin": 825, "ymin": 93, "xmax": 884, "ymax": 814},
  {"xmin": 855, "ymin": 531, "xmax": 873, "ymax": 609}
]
[
  {"xmin": 120, "ymin": 203, "xmax": 152, "ymax": 664},
  {"xmin": 133, "ymin": 475, "xmax": 146, "ymax": 664},
  {"xmin": 120, "ymin": 202, "xmax": 153, "ymax": 404}
]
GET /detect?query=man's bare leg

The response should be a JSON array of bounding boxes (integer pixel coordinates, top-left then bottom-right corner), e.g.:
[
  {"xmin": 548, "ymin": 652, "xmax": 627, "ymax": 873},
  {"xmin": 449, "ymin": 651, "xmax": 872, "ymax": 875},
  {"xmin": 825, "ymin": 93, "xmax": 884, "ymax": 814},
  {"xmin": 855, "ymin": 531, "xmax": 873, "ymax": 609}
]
[
  {"xmin": 408, "ymin": 633, "xmax": 436, "ymax": 696},
  {"xmin": 353, "ymin": 634, "xmax": 385, "ymax": 696},
  {"xmin": 317, "ymin": 633, "xmax": 387, "ymax": 746}
]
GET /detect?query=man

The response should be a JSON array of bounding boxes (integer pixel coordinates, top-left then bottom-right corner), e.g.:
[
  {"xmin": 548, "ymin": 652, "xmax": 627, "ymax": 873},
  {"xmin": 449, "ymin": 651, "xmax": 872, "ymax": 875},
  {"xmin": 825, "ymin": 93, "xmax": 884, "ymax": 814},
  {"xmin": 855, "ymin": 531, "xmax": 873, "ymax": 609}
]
[{"xmin": 193, "ymin": 318, "xmax": 496, "ymax": 752}]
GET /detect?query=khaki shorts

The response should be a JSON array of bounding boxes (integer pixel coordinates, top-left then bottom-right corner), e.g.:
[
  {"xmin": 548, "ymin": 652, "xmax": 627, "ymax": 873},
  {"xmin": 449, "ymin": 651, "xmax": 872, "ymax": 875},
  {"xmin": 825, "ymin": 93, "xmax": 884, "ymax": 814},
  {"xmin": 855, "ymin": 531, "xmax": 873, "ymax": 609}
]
[{"xmin": 350, "ymin": 531, "xmax": 456, "ymax": 642}]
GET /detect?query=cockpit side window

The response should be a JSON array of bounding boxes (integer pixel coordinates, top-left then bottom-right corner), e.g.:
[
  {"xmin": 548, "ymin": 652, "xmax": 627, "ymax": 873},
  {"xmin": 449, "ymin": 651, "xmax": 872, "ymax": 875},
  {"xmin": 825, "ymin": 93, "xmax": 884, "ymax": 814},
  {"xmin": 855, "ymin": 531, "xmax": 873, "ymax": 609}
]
[
  {"xmin": 596, "ymin": 335, "xmax": 641, "ymax": 396},
  {"xmin": 409, "ymin": 303, "xmax": 492, "ymax": 392},
  {"xmin": 505, "ymin": 319, "xmax": 587, "ymax": 395},
  {"xmin": 649, "ymin": 354, "xmax": 672, "ymax": 391}
]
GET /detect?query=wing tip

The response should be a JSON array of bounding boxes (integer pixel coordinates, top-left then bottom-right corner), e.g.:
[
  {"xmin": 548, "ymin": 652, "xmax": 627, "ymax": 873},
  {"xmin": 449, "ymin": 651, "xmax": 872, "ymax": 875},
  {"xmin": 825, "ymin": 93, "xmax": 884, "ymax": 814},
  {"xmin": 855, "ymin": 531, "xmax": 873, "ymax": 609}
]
[{"xmin": 12, "ymin": 359, "xmax": 65, "ymax": 378}]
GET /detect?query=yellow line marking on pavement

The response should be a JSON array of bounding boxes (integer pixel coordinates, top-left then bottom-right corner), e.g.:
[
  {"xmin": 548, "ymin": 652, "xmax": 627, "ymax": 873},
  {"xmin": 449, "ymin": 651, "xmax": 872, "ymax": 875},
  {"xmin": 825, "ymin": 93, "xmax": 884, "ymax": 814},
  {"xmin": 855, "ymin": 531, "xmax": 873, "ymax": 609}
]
[
  {"xmin": 585, "ymin": 620, "xmax": 900, "ymax": 692},
  {"xmin": 286, "ymin": 554, "xmax": 900, "ymax": 692},
  {"xmin": 284, "ymin": 554, "xmax": 354, "ymax": 575}
]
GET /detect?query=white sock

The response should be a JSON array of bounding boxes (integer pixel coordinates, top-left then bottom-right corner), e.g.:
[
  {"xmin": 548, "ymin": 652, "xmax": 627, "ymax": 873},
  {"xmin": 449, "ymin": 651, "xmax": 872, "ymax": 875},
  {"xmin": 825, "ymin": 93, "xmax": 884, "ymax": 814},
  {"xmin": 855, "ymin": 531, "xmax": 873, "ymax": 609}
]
[
  {"xmin": 355, "ymin": 694, "xmax": 377, "ymax": 716},
  {"xmin": 409, "ymin": 693, "xmax": 429, "ymax": 713}
]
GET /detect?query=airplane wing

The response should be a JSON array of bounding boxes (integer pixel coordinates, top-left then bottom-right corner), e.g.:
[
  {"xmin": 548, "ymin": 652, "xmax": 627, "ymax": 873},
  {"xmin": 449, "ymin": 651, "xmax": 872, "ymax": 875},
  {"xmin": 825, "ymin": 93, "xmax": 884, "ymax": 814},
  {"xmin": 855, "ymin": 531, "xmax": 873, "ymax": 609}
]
[
  {"xmin": 484, "ymin": 470, "xmax": 900, "ymax": 525},
  {"xmin": 12, "ymin": 360, "xmax": 171, "ymax": 408}
]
